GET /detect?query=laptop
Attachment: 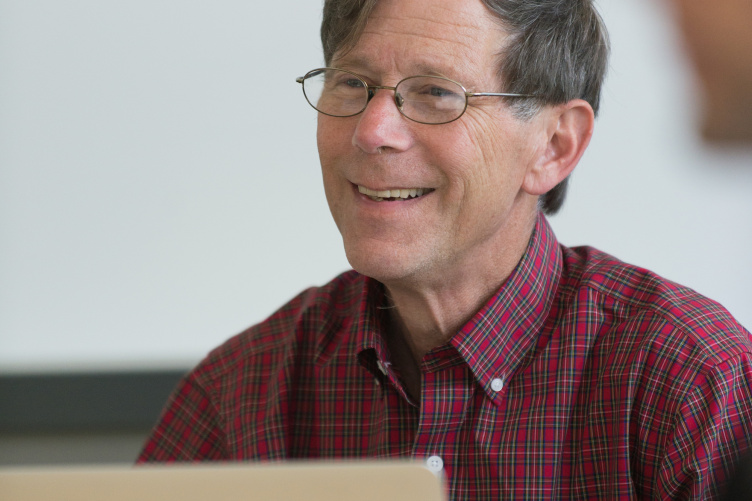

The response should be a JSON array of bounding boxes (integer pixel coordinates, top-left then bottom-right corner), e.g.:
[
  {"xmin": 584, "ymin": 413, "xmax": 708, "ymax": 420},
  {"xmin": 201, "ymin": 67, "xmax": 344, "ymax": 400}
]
[{"xmin": 0, "ymin": 460, "xmax": 446, "ymax": 501}]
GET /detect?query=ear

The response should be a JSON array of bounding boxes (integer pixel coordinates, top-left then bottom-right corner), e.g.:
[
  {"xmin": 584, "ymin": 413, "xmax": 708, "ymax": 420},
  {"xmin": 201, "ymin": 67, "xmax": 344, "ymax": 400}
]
[{"xmin": 522, "ymin": 99, "xmax": 595, "ymax": 196}]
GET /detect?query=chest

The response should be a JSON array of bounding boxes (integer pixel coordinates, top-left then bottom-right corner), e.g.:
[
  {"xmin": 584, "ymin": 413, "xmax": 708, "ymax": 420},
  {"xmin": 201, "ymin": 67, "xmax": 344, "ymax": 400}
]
[{"xmin": 232, "ymin": 357, "xmax": 638, "ymax": 500}]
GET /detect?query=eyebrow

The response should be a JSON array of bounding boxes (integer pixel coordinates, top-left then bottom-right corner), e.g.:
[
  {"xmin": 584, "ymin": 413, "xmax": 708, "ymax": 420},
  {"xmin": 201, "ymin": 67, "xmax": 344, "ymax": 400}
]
[{"xmin": 332, "ymin": 56, "xmax": 453, "ymax": 81}]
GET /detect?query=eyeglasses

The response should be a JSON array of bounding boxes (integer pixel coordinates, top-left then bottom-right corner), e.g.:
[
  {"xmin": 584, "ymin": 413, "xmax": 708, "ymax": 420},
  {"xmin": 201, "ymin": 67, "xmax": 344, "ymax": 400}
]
[{"xmin": 296, "ymin": 67, "xmax": 538, "ymax": 125}]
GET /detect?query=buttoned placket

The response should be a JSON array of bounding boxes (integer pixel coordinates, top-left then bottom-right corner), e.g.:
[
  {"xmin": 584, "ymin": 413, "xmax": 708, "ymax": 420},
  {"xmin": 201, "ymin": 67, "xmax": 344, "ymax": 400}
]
[{"xmin": 411, "ymin": 359, "xmax": 476, "ymax": 482}]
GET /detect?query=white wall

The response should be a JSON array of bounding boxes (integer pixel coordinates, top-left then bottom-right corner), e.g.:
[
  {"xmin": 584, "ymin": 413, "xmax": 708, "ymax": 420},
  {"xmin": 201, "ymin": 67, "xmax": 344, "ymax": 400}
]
[{"xmin": 1, "ymin": 0, "xmax": 750, "ymax": 373}]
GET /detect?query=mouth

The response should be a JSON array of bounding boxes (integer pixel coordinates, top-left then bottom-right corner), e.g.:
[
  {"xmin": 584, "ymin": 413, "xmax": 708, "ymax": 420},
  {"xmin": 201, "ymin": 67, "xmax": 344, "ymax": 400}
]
[{"xmin": 357, "ymin": 185, "xmax": 435, "ymax": 202}]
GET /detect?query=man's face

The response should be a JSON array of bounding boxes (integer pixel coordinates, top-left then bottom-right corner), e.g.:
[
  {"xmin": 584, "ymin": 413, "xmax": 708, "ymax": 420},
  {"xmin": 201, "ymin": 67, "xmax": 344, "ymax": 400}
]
[{"xmin": 317, "ymin": 0, "xmax": 548, "ymax": 287}]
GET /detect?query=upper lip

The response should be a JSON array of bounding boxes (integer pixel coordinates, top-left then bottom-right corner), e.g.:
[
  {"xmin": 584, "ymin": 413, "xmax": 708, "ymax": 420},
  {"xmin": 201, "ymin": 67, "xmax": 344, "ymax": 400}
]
[{"xmin": 353, "ymin": 180, "xmax": 432, "ymax": 191}]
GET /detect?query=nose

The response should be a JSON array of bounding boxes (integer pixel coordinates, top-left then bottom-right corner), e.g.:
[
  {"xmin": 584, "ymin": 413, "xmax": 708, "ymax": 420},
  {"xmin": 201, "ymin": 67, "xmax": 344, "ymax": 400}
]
[{"xmin": 352, "ymin": 87, "xmax": 414, "ymax": 154}]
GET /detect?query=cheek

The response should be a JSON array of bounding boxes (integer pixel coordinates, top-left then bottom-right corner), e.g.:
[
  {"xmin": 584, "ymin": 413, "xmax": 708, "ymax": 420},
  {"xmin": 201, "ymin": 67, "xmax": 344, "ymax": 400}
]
[
  {"xmin": 316, "ymin": 122, "xmax": 332, "ymax": 163},
  {"xmin": 460, "ymin": 126, "xmax": 516, "ymax": 188},
  {"xmin": 461, "ymin": 111, "xmax": 514, "ymax": 160},
  {"xmin": 317, "ymin": 120, "xmax": 345, "ymax": 208},
  {"xmin": 418, "ymin": 121, "xmax": 505, "ymax": 203},
  {"xmin": 317, "ymin": 116, "xmax": 349, "ymax": 162}
]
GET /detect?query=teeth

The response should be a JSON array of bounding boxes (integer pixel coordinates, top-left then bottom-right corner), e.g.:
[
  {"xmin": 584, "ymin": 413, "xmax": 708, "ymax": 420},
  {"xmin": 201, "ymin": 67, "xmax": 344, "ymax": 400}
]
[{"xmin": 358, "ymin": 185, "xmax": 429, "ymax": 201}]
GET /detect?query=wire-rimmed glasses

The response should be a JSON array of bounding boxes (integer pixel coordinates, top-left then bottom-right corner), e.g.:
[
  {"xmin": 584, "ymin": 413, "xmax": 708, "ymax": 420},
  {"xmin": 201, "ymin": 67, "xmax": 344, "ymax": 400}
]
[{"xmin": 296, "ymin": 67, "xmax": 538, "ymax": 125}]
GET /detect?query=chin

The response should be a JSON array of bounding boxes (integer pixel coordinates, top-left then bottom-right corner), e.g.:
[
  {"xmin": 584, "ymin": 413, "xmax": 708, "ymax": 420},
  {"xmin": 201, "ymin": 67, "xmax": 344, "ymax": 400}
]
[{"xmin": 344, "ymin": 243, "xmax": 420, "ymax": 284}]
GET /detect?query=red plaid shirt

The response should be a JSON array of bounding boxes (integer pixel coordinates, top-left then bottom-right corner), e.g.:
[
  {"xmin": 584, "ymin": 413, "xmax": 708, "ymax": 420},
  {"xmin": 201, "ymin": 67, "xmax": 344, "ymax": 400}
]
[{"xmin": 139, "ymin": 214, "xmax": 752, "ymax": 500}]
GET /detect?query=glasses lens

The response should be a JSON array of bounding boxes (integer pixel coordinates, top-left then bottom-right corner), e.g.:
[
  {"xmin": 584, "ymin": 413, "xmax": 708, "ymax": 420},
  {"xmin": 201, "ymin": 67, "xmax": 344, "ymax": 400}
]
[
  {"xmin": 396, "ymin": 76, "xmax": 467, "ymax": 124},
  {"xmin": 302, "ymin": 69, "xmax": 368, "ymax": 117}
]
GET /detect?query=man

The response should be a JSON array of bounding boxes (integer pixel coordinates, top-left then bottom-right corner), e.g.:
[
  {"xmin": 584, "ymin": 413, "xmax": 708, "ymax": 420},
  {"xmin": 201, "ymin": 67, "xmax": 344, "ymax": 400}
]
[{"xmin": 139, "ymin": 0, "xmax": 752, "ymax": 499}]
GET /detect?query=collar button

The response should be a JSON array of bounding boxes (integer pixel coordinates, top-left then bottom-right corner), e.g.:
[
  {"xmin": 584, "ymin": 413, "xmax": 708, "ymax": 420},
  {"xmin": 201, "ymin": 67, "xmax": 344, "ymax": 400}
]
[{"xmin": 491, "ymin": 377, "xmax": 504, "ymax": 392}]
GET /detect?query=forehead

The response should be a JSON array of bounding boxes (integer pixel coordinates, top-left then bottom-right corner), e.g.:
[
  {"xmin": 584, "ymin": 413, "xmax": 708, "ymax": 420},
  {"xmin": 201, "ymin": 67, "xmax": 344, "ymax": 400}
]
[{"xmin": 333, "ymin": 0, "xmax": 507, "ymax": 80}]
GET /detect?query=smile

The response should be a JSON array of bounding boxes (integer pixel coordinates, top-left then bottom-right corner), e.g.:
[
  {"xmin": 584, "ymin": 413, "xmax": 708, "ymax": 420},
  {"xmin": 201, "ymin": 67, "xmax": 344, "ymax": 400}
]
[{"xmin": 357, "ymin": 185, "xmax": 434, "ymax": 202}]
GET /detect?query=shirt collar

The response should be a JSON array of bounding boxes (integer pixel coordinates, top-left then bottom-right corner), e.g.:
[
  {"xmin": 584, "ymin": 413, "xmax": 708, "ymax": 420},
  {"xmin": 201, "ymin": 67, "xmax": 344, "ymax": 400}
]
[
  {"xmin": 349, "ymin": 276, "xmax": 391, "ymax": 362},
  {"xmin": 450, "ymin": 213, "xmax": 562, "ymax": 402},
  {"xmin": 349, "ymin": 213, "xmax": 562, "ymax": 403}
]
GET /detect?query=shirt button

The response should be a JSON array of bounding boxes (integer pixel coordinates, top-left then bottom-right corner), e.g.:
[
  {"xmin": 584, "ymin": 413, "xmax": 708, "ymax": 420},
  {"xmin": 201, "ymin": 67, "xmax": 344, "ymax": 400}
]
[
  {"xmin": 426, "ymin": 455, "xmax": 443, "ymax": 473},
  {"xmin": 491, "ymin": 378, "xmax": 504, "ymax": 392}
]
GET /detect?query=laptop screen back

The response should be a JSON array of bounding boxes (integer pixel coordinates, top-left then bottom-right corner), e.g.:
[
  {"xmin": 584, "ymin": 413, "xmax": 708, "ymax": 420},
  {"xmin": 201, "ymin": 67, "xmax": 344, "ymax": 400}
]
[{"xmin": 0, "ymin": 460, "xmax": 446, "ymax": 501}]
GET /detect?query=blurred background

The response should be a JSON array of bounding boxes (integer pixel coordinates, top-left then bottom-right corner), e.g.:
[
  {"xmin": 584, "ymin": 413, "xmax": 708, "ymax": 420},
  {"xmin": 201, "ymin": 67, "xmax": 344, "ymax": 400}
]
[{"xmin": 1, "ymin": 0, "xmax": 750, "ymax": 465}]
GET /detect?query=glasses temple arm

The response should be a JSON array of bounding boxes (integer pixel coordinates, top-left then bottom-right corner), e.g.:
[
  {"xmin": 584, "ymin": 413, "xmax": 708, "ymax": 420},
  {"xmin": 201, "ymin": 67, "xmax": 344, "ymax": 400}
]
[{"xmin": 466, "ymin": 92, "xmax": 538, "ymax": 98}]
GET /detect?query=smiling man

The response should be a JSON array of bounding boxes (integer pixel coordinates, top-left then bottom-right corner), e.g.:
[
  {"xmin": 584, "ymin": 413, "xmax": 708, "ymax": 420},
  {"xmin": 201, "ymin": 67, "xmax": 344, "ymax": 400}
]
[{"xmin": 139, "ymin": 0, "xmax": 752, "ymax": 499}]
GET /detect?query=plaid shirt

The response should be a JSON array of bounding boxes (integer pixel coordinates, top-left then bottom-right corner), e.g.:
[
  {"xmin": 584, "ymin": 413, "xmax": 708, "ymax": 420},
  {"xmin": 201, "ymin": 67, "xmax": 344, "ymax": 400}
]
[{"xmin": 139, "ymin": 214, "xmax": 752, "ymax": 500}]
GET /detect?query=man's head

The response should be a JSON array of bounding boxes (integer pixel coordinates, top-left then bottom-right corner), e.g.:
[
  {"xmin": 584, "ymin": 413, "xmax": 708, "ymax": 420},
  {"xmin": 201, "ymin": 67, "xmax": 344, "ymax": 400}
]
[
  {"xmin": 312, "ymin": 0, "xmax": 605, "ymax": 288},
  {"xmin": 321, "ymin": 0, "xmax": 610, "ymax": 214}
]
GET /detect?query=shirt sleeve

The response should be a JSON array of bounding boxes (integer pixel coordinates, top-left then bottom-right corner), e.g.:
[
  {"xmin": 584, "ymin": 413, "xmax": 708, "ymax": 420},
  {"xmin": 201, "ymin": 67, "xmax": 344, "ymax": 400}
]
[
  {"xmin": 137, "ymin": 372, "xmax": 229, "ymax": 462},
  {"xmin": 655, "ymin": 354, "xmax": 752, "ymax": 500}
]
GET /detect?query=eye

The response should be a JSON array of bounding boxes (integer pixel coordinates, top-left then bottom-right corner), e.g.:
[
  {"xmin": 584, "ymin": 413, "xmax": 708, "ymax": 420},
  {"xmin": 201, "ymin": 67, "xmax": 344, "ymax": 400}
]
[
  {"xmin": 405, "ymin": 80, "xmax": 463, "ymax": 101},
  {"xmin": 428, "ymin": 86, "xmax": 455, "ymax": 98},
  {"xmin": 325, "ymin": 71, "xmax": 366, "ymax": 90},
  {"xmin": 345, "ymin": 78, "xmax": 365, "ymax": 88}
]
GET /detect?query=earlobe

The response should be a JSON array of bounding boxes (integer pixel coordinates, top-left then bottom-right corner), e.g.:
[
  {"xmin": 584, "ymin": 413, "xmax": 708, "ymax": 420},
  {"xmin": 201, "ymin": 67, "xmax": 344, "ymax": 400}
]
[{"xmin": 522, "ymin": 100, "xmax": 595, "ymax": 196}]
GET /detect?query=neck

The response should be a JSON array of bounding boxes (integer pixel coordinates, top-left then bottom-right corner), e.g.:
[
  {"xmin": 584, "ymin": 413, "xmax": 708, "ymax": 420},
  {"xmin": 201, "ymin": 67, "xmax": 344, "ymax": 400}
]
[{"xmin": 382, "ymin": 210, "xmax": 538, "ymax": 365}]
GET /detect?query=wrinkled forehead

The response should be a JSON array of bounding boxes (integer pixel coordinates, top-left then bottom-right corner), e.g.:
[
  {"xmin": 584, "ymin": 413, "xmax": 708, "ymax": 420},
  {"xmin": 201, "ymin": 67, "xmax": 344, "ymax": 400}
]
[
  {"xmin": 330, "ymin": 0, "xmax": 508, "ymax": 76},
  {"xmin": 366, "ymin": 0, "xmax": 499, "ymax": 34}
]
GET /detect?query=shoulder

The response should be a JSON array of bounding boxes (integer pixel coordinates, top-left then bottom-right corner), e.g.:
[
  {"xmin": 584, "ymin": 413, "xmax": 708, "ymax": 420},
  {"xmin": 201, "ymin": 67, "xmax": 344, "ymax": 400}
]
[
  {"xmin": 187, "ymin": 270, "xmax": 367, "ymax": 388},
  {"xmin": 558, "ymin": 245, "xmax": 751, "ymax": 366}
]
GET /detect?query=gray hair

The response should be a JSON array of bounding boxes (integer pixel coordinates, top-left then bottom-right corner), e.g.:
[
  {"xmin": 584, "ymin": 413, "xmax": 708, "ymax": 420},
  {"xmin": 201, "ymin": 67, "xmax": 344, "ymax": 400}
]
[{"xmin": 321, "ymin": 0, "xmax": 610, "ymax": 215}]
